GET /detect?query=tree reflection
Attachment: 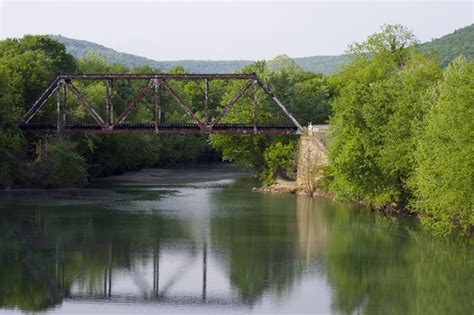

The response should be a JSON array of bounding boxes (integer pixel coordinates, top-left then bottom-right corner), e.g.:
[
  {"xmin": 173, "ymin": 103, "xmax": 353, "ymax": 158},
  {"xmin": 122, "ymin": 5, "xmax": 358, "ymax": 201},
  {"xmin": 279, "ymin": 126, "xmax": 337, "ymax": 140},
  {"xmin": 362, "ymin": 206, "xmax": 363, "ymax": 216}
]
[
  {"xmin": 324, "ymin": 208, "xmax": 474, "ymax": 315},
  {"xmin": 210, "ymin": 178, "xmax": 335, "ymax": 303}
]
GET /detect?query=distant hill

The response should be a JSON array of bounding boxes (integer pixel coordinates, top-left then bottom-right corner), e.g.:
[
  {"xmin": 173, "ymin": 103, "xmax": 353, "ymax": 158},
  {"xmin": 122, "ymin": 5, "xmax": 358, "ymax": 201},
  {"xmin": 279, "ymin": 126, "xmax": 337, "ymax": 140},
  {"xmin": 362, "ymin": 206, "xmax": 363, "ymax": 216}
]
[
  {"xmin": 419, "ymin": 24, "xmax": 474, "ymax": 67},
  {"xmin": 48, "ymin": 24, "xmax": 473, "ymax": 74},
  {"xmin": 48, "ymin": 35, "xmax": 252, "ymax": 73},
  {"xmin": 48, "ymin": 34, "xmax": 353, "ymax": 74},
  {"xmin": 294, "ymin": 54, "xmax": 354, "ymax": 74}
]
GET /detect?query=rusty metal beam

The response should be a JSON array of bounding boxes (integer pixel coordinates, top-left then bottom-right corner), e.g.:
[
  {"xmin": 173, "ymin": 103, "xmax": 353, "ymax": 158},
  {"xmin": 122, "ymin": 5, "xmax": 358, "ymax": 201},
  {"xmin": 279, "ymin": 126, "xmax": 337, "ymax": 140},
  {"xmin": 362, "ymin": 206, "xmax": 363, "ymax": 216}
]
[
  {"xmin": 106, "ymin": 79, "xmax": 113, "ymax": 126},
  {"xmin": 255, "ymin": 78, "xmax": 303, "ymax": 132},
  {"xmin": 64, "ymin": 82, "xmax": 106, "ymax": 127},
  {"xmin": 113, "ymin": 81, "xmax": 153, "ymax": 126},
  {"xmin": 22, "ymin": 77, "xmax": 61, "ymax": 124},
  {"xmin": 60, "ymin": 73, "xmax": 256, "ymax": 81},
  {"xmin": 56, "ymin": 83, "xmax": 62, "ymax": 134},
  {"xmin": 31, "ymin": 129, "xmax": 297, "ymax": 135},
  {"xmin": 252, "ymin": 79, "xmax": 257, "ymax": 134},
  {"xmin": 210, "ymin": 79, "xmax": 253, "ymax": 127},
  {"xmin": 154, "ymin": 79, "xmax": 161, "ymax": 132},
  {"xmin": 57, "ymin": 82, "xmax": 67, "ymax": 134},
  {"xmin": 162, "ymin": 80, "xmax": 204, "ymax": 129},
  {"xmin": 204, "ymin": 79, "xmax": 209, "ymax": 124},
  {"xmin": 20, "ymin": 124, "xmax": 299, "ymax": 135}
]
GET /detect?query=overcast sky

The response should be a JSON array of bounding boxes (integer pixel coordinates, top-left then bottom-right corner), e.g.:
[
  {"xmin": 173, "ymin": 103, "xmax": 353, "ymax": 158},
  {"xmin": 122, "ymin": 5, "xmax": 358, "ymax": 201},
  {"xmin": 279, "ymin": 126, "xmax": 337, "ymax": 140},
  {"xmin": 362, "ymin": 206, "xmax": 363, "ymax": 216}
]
[{"xmin": 0, "ymin": 0, "xmax": 472, "ymax": 61}]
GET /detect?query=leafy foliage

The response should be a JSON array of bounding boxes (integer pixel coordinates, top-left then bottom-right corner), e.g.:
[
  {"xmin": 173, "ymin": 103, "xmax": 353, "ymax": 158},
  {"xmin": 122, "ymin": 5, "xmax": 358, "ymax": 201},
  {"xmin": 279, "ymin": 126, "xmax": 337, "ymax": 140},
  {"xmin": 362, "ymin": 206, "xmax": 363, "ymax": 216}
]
[
  {"xmin": 48, "ymin": 140, "xmax": 88, "ymax": 187},
  {"xmin": 328, "ymin": 25, "xmax": 441, "ymax": 207},
  {"xmin": 262, "ymin": 142, "xmax": 296, "ymax": 185},
  {"xmin": 328, "ymin": 25, "xmax": 473, "ymax": 238},
  {"xmin": 0, "ymin": 69, "xmax": 22, "ymax": 186},
  {"xmin": 0, "ymin": 35, "xmax": 76, "ymax": 187},
  {"xmin": 410, "ymin": 58, "xmax": 474, "ymax": 237}
]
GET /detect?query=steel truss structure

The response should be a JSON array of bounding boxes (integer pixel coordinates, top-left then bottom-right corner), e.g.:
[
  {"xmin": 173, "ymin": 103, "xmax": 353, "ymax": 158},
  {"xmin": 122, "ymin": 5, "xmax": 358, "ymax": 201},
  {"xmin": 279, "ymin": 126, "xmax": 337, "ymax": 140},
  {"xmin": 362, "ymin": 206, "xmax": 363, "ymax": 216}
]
[{"xmin": 20, "ymin": 73, "xmax": 303, "ymax": 135}]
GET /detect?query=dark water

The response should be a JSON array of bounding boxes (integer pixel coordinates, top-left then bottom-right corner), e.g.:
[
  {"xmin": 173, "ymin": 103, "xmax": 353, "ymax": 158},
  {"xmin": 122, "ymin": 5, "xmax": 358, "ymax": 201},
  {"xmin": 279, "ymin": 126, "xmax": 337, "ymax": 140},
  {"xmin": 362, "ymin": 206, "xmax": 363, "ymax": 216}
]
[{"xmin": 0, "ymin": 164, "xmax": 472, "ymax": 314}]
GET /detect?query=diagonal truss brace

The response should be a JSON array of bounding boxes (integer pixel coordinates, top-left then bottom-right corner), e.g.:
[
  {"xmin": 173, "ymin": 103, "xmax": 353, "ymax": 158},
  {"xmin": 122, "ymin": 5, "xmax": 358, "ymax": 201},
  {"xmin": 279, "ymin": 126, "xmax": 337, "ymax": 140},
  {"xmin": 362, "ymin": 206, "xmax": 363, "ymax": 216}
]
[
  {"xmin": 21, "ymin": 78, "xmax": 61, "ymax": 124},
  {"xmin": 64, "ymin": 81, "xmax": 106, "ymax": 127},
  {"xmin": 113, "ymin": 80, "xmax": 154, "ymax": 127},
  {"xmin": 21, "ymin": 78, "xmax": 107, "ymax": 128},
  {"xmin": 210, "ymin": 79, "xmax": 253, "ymax": 127},
  {"xmin": 161, "ymin": 80, "xmax": 205, "ymax": 129},
  {"xmin": 255, "ymin": 77, "xmax": 303, "ymax": 132}
]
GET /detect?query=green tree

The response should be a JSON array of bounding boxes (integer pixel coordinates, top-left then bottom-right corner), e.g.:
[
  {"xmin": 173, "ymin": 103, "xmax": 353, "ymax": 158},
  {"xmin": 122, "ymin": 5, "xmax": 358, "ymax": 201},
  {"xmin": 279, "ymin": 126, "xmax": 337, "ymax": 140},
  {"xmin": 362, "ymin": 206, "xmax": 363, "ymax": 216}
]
[
  {"xmin": 328, "ymin": 24, "xmax": 440, "ymax": 207},
  {"xmin": 48, "ymin": 140, "xmax": 88, "ymax": 187},
  {"xmin": 0, "ymin": 35, "xmax": 76, "ymax": 187},
  {"xmin": 0, "ymin": 69, "xmax": 23, "ymax": 187},
  {"xmin": 262, "ymin": 142, "xmax": 297, "ymax": 185},
  {"xmin": 410, "ymin": 57, "xmax": 474, "ymax": 237},
  {"xmin": 293, "ymin": 76, "xmax": 333, "ymax": 124}
]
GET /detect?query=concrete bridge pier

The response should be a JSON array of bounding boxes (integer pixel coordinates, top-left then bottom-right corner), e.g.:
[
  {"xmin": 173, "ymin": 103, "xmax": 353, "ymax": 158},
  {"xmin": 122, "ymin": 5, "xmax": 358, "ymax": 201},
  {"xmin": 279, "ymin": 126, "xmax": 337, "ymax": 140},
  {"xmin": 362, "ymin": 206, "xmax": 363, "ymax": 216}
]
[{"xmin": 296, "ymin": 125, "xmax": 329, "ymax": 194}]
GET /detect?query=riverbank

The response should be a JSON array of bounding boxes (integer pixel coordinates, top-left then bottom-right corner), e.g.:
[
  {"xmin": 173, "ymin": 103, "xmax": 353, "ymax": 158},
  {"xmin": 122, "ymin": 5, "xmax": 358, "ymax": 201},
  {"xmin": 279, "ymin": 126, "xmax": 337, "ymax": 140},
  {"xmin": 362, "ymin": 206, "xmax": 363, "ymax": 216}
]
[
  {"xmin": 254, "ymin": 178, "xmax": 418, "ymax": 218},
  {"xmin": 253, "ymin": 178, "xmax": 332, "ymax": 199}
]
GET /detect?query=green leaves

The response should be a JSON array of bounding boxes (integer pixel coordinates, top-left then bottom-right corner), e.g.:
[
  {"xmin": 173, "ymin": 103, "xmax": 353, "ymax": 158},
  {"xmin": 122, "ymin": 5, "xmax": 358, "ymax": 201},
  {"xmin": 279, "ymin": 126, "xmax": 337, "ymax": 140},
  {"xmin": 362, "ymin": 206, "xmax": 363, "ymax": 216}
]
[
  {"xmin": 348, "ymin": 24, "xmax": 419, "ymax": 65},
  {"xmin": 329, "ymin": 26, "xmax": 441, "ymax": 207},
  {"xmin": 329, "ymin": 26, "xmax": 472, "ymax": 238},
  {"xmin": 262, "ymin": 142, "xmax": 296, "ymax": 185},
  {"xmin": 48, "ymin": 140, "xmax": 88, "ymax": 187},
  {"xmin": 0, "ymin": 35, "xmax": 76, "ymax": 187},
  {"xmin": 410, "ymin": 57, "xmax": 474, "ymax": 238}
]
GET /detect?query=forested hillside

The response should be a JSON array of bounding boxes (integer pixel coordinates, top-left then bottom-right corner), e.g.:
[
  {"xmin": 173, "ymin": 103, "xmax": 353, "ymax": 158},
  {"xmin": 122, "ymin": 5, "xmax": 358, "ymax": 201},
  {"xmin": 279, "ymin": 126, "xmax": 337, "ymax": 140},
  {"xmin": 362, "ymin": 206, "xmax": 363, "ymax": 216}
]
[
  {"xmin": 420, "ymin": 23, "xmax": 474, "ymax": 67},
  {"xmin": 48, "ymin": 35, "xmax": 252, "ymax": 73},
  {"xmin": 49, "ymin": 34, "xmax": 352, "ymax": 74},
  {"xmin": 49, "ymin": 24, "xmax": 473, "ymax": 74}
]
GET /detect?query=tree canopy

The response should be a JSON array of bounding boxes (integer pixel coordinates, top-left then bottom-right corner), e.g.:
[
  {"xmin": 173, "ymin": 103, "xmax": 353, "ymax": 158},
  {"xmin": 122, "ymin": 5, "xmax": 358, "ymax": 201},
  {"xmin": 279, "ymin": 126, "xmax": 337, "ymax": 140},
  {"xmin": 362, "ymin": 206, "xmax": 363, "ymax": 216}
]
[{"xmin": 410, "ymin": 57, "xmax": 474, "ymax": 237}]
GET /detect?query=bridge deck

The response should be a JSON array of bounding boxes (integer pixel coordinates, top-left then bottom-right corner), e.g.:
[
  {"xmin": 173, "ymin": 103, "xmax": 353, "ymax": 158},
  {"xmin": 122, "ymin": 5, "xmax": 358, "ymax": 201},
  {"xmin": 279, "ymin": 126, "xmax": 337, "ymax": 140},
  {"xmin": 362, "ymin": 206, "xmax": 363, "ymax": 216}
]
[{"xmin": 20, "ymin": 123, "xmax": 300, "ymax": 135}]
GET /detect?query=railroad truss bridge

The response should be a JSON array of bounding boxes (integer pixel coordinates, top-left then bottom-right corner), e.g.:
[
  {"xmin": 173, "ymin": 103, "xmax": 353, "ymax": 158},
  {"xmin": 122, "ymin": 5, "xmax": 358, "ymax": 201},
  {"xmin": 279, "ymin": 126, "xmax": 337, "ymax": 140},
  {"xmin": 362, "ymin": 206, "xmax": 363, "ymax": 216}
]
[{"xmin": 19, "ymin": 73, "xmax": 303, "ymax": 135}]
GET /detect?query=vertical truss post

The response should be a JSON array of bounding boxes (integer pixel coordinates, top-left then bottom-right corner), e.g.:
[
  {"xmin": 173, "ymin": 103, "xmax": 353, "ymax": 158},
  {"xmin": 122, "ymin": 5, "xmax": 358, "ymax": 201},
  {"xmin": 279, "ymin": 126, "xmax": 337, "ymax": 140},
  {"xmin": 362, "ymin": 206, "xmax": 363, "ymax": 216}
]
[
  {"xmin": 62, "ymin": 83, "xmax": 67, "ymax": 129},
  {"xmin": 252, "ymin": 79, "xmax": 257, "ymax": 134},
  {"xmin": 204, "ymin": 79, "xmax": 209, "ymax": 125},
  {"xmin": 106, "ymin": 79, "xmax": 113, "ymax": 126},
  {"xmin": 56, "ymin": 80, "xmax": 65, "ymax": 135},
  {"xmin": 154, "ymin": 79, "xmax": 161, "ymax": 133}
]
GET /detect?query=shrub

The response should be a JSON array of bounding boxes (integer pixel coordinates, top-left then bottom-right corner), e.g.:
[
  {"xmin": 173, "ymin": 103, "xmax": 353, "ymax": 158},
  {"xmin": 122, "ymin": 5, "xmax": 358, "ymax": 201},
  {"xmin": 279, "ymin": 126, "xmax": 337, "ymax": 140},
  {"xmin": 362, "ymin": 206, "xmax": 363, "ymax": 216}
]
[{"xmin": 48, "ymin": 140, "xmax": 88, "ymax": 187}]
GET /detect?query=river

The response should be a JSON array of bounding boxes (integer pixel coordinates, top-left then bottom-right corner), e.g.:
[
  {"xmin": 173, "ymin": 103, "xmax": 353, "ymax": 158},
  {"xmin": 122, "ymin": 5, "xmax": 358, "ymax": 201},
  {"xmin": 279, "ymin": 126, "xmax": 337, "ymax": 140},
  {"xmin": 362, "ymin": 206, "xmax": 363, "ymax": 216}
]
[{"xmin": 0, "ymin": 164, "xmax": 472, "ymax": 314}]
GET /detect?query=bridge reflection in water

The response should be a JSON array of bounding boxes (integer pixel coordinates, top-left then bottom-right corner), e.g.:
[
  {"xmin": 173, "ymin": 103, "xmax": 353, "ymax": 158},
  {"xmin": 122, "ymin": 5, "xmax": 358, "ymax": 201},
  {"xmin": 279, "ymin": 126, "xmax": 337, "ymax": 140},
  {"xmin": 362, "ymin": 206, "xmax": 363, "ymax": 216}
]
[
  {"xmin": 2, "ymin": 167, "xmax": 468, "ymax": 314},
  {"xmin": 59, "ymin": 241, "xmax": 241, "ymax": 307}
]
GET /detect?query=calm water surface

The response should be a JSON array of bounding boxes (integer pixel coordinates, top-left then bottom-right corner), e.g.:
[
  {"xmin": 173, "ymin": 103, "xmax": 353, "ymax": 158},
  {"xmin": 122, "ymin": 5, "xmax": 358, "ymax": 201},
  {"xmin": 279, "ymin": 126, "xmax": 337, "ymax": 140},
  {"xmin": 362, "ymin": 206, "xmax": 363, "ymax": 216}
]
[{"xmin": 0, "ymin": 164, "xmax": 472, "ymax": 314}]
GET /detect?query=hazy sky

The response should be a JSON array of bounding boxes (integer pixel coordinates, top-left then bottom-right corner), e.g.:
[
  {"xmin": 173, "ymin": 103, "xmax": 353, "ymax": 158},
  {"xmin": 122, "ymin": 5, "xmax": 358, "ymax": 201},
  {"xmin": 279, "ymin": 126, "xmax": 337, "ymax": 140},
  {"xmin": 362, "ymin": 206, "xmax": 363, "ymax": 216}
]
[{"xmin": 0, "ymin": 0, "xmax": 472, "ymax": 60}]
